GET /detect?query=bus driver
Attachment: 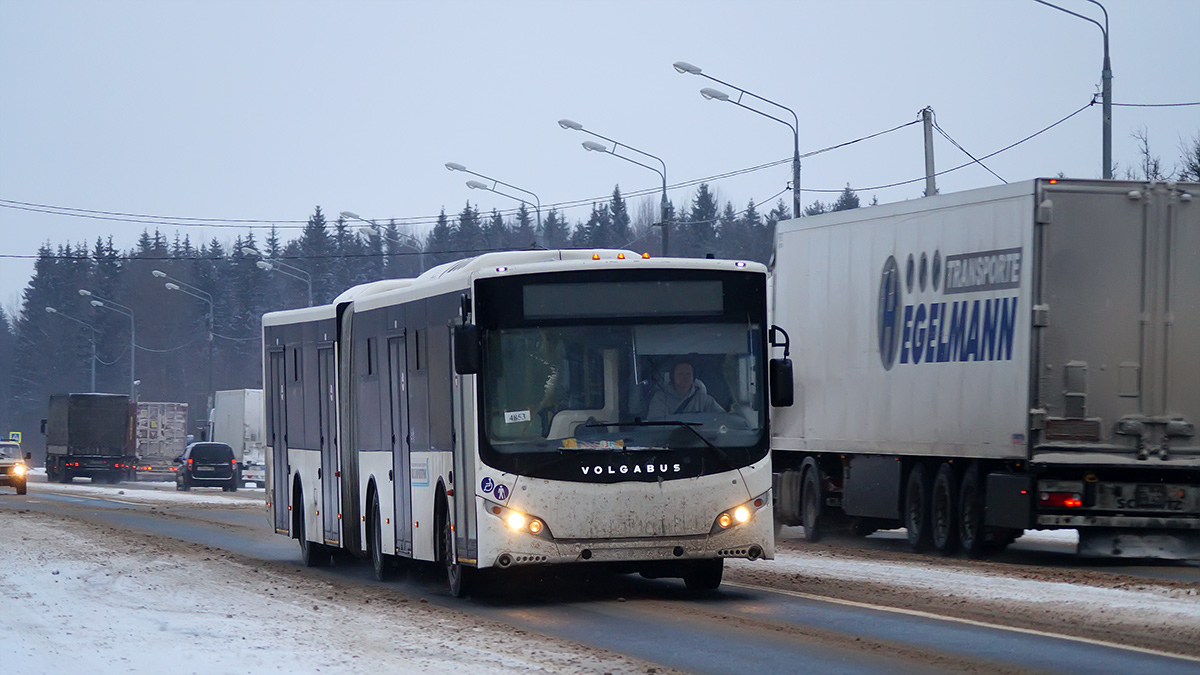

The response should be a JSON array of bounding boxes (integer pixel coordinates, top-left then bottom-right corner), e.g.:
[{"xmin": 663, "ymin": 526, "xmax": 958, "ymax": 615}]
[{"xmin": 647, "ymin": 360, "xmax": 725, "ymax": 419}]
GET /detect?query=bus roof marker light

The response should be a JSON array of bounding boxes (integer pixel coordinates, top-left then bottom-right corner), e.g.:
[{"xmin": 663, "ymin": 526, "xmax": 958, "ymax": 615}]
[
  {"xmin": 642, "ymin": 252, "xmax": 651, "ymax": 259},
  {"xmin": 617, "ymin": 253, "xmax": 625, "ymax": 259},
  {"xmin": 495, "ymin": 266, "xmax": 508, "ymax": 273},
  {"xmin": 735, "ymin": 261, "xmax": 747, "ymax": 267},
  {"xmin": 592, "ymin": 253, "xmax": 600, "ymax": 260}
]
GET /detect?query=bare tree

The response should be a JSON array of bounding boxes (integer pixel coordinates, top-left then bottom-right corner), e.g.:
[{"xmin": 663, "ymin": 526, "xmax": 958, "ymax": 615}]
[
  {"xmin": 1125, "ymin": 127, "xmax": 1166, "ymax": 181},
  {"xmin": 1177, "ymin": 133, "xmax": 1200, "ymax": 182}
]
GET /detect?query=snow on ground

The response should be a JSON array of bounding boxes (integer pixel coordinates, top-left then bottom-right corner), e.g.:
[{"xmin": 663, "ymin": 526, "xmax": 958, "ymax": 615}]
[
  {"xmin": 730, "ymin": 544, "xmax": 1200, "ymax": 628},
  {"xmin": 0, "ymin": 511, "xmax": 661, "ymax": 675},
  {"xmin": 31, "ymin": 479, "xmax": 265, "ymax": 508}
]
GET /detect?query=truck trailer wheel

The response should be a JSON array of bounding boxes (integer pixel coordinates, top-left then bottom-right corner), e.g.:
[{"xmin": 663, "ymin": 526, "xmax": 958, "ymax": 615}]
[
  {"xmin": 800, "ymin": 463, "xmax": 824, "ymax": 543},
  {"xmin": 931, "ymin": 463, "xmax": 959, "ymax": 554},
  {"xmin": 904, "ymin": 463, "xmax": 933, "ymax": 552},
  {"xmin": 957, "ymin": 464, "xmax": 986, "ymax": 557}
]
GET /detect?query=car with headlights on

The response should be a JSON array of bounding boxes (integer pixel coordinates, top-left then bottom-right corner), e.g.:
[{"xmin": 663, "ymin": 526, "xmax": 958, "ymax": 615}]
[
  {"xmin": 175, "ymin": 442, "xmax": 239, "ymax": 492},
  {"xmin": 0, "ymin": 440, "xmax": 30, "ymax": 495}
]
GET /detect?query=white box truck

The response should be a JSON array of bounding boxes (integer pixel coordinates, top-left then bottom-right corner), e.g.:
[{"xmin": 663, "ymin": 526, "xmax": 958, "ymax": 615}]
[
  {"xmin": 210, "ymin": 389, "xmax": 265, "ymax": 487},
  {"xmin": 771, "ymin": 179, "xmax": 1199, "ymax": 558}
]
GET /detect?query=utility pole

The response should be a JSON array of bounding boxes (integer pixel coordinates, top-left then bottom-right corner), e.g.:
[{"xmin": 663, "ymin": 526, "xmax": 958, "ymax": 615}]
[{"xmin": 922, "ymin": 107, "xmax": 937, "ymax": 197}]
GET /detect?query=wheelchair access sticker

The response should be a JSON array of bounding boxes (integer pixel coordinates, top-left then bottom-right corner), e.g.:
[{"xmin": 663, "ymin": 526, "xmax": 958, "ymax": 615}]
[{"xmin": 481, "ymin": 477, "xmax": 494, "ymax": 494}]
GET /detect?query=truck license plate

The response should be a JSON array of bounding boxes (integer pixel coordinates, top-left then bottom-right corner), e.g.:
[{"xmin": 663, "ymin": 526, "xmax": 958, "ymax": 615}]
[{"xmin": 1135, "ymin": 484, "xmax": 1166, "ymax": 508}]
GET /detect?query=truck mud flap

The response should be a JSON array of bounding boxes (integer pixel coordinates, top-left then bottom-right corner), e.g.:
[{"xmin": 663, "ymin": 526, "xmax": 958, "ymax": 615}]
[{"xmin": 1077, "ymin": 528, "xmax": 1200, "ymax": 560}]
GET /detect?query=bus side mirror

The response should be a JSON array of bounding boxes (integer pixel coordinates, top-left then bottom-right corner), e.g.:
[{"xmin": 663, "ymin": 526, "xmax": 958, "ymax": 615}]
[
  {"xmin": 769, "ymin": 358, "xmax": 794, "ymax": 407},
  {"xmin": 454, "ymin": 323, "xmax": 481, "ymax": 375}
]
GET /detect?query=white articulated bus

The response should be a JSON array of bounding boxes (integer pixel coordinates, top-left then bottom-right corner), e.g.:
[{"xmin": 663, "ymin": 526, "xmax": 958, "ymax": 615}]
[{"xmin": 262, "ymin": 249, "xmax": 793, "ymax": 595}]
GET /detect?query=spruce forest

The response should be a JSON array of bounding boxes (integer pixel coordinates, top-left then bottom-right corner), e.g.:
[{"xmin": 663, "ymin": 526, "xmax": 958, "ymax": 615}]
[{"xmin": 0, "ymin": 183, "xmax": 863, "ymax": 445}]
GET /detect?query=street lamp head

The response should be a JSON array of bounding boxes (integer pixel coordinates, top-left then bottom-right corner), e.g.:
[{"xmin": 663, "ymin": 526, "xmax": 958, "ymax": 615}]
[
  {"xmin": 465, "ymin": 180, "xmax": 489, "ymax": 190},
  {"xmin": 444, "ymin": 162, "xmax": 467, "ymax": 172},
  {"xmin": 164, "ymin": 282, "xmax": 180, "ymax": 291},
  {"xmin": 700, "ymin": 87, "xmax": 731, "ymax": 102},
  {"xmin": 78, "ymin": 289, "xmax": 93, "ymax": 297},
  {"xmin": 152, "ymin": 270, "xmax": 167, "ymax": 278},
  {"xmin": 339, "ymin": 211, "xmax": 360, "ymax": 221},
  {"xmin": 582, "ymin": 140, "xmax": 607, "ymax": 153},
  {"xmin": 557, "ymin": 119, "xmax": 583, "ymax": 131},
  {"xmin": 673, "ymin": 61, "xmax": 701, "ymax": 75},
  {"xmin": 90, "ymin": 300, "xmax": 104, "ymax": 308},
  {"xmin": 45, "ymin": 306, "xmax": 57, "ymax": 314},
  {"xmin": 240, "ymin": 247, "xmax": 260, "ymax": 257},
  {"xmin": 256, "ymin": 260, "xmax": 273, "ymax": 271}
]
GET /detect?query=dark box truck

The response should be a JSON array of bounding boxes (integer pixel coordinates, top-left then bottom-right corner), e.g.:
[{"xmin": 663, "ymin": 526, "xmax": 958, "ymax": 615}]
[{"xmin": 44, "ymin": 393, "xmax": 137, "ymax": 484}]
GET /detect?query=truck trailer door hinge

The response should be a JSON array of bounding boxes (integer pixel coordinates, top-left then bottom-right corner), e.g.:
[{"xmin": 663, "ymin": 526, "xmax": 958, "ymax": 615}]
[
  {"xmin": 1032, "ymin": 304, "xmax": 1050, "ymax": 327},
  {"xmin": 1036, "ymin": 198, "xmax": 1053, "ymax": 224}
]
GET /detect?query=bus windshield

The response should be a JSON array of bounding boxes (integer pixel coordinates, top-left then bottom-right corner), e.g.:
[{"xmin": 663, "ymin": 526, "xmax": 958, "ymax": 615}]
[{"xmin": 480, "ymin": 322, "xmax": 765, "ymax": 456}]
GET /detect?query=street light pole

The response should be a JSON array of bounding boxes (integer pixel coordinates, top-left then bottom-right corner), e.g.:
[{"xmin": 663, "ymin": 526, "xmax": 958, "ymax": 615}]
[
  {"xmin": 45, "ymin": 307, "xmax": 99, "ymax": 392},
  {"xmin": 557, "ymin": 119, "xmax": 671, "ymax": 256},
  {"xmin": 1033, "ymin": 0, "xmax": 1112, "ymax": 179},
  {"xmin": 79, "ymin": 289, "xmax": 135, "ymax": 399},
  {"xmin": 241, "ymin": 247, "xmax": 314, "ymax": 306},
  {"xmin": 674, "ymin": 61, "xmax": 802, "ymax": 217},
  {"xmin": 444, "ymin": 164, "xmax": 543, "ymax": 248},
  {"xmin": 339, "ymin": 212, "xmax": 426, "ymax": 275},
  {"xmin": 153, "ymin": 270, "xmax": 215, "ymax": 413}
]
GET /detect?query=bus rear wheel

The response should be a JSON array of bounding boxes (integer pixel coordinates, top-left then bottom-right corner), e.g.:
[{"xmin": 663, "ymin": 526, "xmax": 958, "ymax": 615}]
[
  {"xmin": 296, "ymin": 492, "xmax": 331, "ymax": 567},
  {"xmin": 370, "ymin": 494, "xmax": 395, "ymax": 582}
]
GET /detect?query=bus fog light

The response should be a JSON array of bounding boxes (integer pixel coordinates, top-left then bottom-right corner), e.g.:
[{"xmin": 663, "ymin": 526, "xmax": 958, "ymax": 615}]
[
  {"xmin": 529, "ymin": 519, "xmax": 543, "ymax": 535},
  {"xmin": 718, "ymin": 513, "xmax": 733, "ymax": 529},
  {"xmin": 506, "ymin": 512, "xmax": 526, "ymax": 530},
  {"xmin": 733, "ymin": 506, "xmax": 751, "ymax": 523}
]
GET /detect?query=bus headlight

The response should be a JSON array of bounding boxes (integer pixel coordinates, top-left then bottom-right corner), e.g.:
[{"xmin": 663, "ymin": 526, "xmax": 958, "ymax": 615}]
[
  {"xmin": 486, "ymin": 500, "xmax": 552, "ymax": 539},
  {"xmin": 710, "ymin": 491, "xmax": 770, "ymax": 534}
]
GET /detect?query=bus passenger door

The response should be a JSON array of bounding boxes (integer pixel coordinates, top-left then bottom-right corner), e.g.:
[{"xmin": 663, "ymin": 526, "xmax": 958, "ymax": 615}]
[
  {"xmin": 452, "ymin": 337, "xmax": 477, "ymax": 565},
  {"xmin": 268, "ymin": 349, "xmax": 289, "ymax": 534},
  {"xmin": 387, "ymin": 336, "xmax": 413, "ymax": 555},
  {"xmin": 318, "ymin": 346, "xmax": 340, "ymax": 545}
]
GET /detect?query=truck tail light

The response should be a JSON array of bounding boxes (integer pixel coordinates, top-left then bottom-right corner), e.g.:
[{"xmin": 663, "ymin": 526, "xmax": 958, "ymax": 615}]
[{"xmin": 1040, "ymin": 491, "xmax": 1083, "ymax": 508}]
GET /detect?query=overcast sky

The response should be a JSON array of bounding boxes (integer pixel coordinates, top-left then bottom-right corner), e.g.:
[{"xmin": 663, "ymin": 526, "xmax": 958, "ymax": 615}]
[{"xmin": 2, "ymin": 0, "xmax": 1197, "ymax": 315}]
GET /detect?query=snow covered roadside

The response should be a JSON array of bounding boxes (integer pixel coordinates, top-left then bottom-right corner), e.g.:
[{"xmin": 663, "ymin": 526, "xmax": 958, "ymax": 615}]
[
  {"xmin": 31, "ymin": 478, "xmax": 265, "ymax": 508},
  {"xmin": 0, "ymin": 511, "xmax": 668, "ymax": 675},
  {"xmin": 733, "ymin": 549, "xmax": 1200, "ymax": 626},
  {"xmin": 727, "ymin": 537, "xmax": 1200, "ymax": 656}
]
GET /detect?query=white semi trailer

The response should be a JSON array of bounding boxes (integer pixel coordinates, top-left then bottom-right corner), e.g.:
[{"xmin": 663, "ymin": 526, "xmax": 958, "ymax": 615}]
[
  {"xmin": 771, "ymin": 178, "xmax": 1199, "ymax": 558},
  {"xmin": 210, "ymin": 389, "xmax": 265, "ymax": 486}
]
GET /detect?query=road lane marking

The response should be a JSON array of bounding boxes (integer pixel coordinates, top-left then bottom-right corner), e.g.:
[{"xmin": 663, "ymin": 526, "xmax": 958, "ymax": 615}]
[{"xmin": 725, "ymin": 580, "xmax": 1200, "ymax": 664}]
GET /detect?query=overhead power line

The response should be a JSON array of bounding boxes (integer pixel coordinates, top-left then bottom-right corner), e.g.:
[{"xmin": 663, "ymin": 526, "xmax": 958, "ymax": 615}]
[{"xmin": 0, "ymin": 100, "xmax": 1105, "ymax": 232}]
